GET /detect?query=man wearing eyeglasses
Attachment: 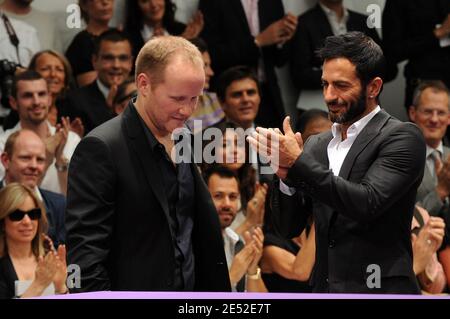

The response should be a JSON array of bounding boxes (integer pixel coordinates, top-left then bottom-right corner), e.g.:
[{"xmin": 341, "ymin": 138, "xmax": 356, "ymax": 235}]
[
  {"xmin": 64, "ymin": 29, "xmax": 133, "ymax": 134},
  {"xmin": 0, "ymin": 129, "xmax": 66, "ymax": 247},
  {"xmin": 409, "ymin": 81, "xmax": 450, "ymax": 231}
]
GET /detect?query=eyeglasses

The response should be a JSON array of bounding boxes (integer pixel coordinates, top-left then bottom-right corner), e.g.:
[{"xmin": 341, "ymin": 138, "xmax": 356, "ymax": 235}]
[
  {"xmin": 417, "ymin": 109, "xmax": 449, "ymax": 119},
  {"xmin": 8, "ymin": 208, "xmax": 42, "ymax": 222}
]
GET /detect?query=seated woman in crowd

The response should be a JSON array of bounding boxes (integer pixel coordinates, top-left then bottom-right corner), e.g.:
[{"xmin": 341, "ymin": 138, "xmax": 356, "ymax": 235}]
[
  {"xmin": 29, "ymin": 50, "xmax": 84, "ymax": 138},
  {"xmin": 0, "ymin": 183, "xmax": 67, "ymax": 298},
  {"xmin": 412, "ymin": 205, "xmax": 448, "ymax": 294},
  {"xmin": 66, "ymin": 0, "xmax": 114, "ymax": 87},
  {"xmin": 202, "ymin": 126, "xmax": 268, "ymax": 238},
  {"xmin": 258, "ymin": 109, "xmax": 331, "ymax": 292},
  {"xmin": 124, "ymin": 0, "xmax": 203, "ymax": 59},
  {"xmin": 112, "ymin": 77, "xmax": 137, "ymax": 115},
  {"xmin": 186, "ymin": 37, "xmax": 225, "ymax": 134}
]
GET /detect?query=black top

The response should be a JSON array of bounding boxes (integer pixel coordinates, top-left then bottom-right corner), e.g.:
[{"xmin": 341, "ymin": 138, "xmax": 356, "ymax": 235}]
[
  {"xmin": 0, "ymin": 255, "xmax": 18, "ymax": 299},
  {"xmin": 139, "ymin": 118, "xmax": 195, "ymax": 291},
  {"xmin": 262, "ymin": 233, "xmax": 312, "ymax": 293},
  {"xmin": 65, "ymin": 30, "xmax": 103, "ymax": 77}
]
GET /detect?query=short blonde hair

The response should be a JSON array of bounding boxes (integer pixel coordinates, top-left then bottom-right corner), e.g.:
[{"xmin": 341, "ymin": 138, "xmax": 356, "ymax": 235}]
[
  {"xmin": 0, "ymin": 183, "xmax": 48, "ymax": 258},
  {"xmin": 135, "ymin": 35, "xmax": 204, "ymax": 86}
]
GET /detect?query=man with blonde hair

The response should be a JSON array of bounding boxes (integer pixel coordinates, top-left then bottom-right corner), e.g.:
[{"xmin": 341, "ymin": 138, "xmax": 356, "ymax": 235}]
[{"xmin": 66, "ymin": 36, "xmax": 231, "ymax": 292}]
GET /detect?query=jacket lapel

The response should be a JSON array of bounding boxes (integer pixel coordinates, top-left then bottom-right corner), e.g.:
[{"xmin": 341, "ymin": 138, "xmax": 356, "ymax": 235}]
[
  {"xmin": 338, "ymin": 110, "xmax": 390, "ymax": 180},
  {"xmin": 232, "ymin": 0, "xmax": 252, "ymax": 35},
  {"xmin": 122, "ymin": 103, "xmax": 171, "ymax": 229}
]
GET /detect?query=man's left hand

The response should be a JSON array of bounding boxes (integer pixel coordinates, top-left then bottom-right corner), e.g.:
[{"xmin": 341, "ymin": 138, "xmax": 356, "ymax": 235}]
[{"xmin": 247, "ymin": 116, "xmax": 303, "ymax": 179}]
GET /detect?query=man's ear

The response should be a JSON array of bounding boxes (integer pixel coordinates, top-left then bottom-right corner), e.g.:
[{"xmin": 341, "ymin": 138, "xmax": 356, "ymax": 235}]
[
  {"xmin": 1, "ymin": 153, "xmax": 10, "ymax": 170},
  {"xmin": 367, "ymin": 77, "xmax": 383, "ymax": 99},
  {"xmin": 136, "ymin": 73, "xmax": 151, "ymax": 97},
  {"xmin": 409, "ymin": 105, "xmax": 417, "ymax": 122},
  {"xmin": 9, "ymin": 95, "xmax": 18, "ymax": 111}
]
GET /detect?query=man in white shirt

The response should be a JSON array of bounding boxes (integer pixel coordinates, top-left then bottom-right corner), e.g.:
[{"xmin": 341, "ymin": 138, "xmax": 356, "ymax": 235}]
[
  {"xmin": 204, "ymin": 164, "xmax": 267, "ymax": 292},
  {"xmin": 0, "ymin": 70, "xmax": 80, "ymax": 195},
  {"xmin": 409, "ymin": 80, "xmax": 450, "ymax": 233},
  {"xmin": 248, "ymin": 32, "xmax": 426, "ymax": 294}
]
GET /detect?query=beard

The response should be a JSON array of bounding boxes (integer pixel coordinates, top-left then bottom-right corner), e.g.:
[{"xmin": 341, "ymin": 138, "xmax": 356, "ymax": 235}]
[{"xmin": 327, "ymin": 89, "xmax": 367, "ymax": 124}]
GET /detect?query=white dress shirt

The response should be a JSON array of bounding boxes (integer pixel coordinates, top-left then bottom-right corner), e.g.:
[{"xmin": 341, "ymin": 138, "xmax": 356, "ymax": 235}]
[{"xmin": 280, "ymin": 106, "xmax": 381, "ymax": 195}]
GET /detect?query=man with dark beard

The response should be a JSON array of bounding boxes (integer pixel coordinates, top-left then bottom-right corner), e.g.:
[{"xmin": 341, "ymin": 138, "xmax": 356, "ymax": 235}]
[{"xmin": 248, "ymin": 32, "xmax": 426, "ymax": 294}]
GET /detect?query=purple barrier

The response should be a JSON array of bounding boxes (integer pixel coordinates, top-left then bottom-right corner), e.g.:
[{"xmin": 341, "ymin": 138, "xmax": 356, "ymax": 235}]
[{"xmin": 37, "ymin": 291, "xmax": 450, "ymax": 299}]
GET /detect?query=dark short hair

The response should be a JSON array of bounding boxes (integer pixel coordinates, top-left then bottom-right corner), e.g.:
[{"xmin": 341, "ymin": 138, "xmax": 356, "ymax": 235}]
[
  {"xmin": 296, "ymin": 109, "xmax": 329, "ymax": 134},
  {"xmin": 12, "ymin": 70, "xmax": 45, "ymax": 98},
  {"xmin": 411, "ymin": 80, "xmax": 450, "ymax": 109},
  {"xmin": 189, "ymin": 37, "xmax": 209, "ymax": 54},
  {"xmin": 203, "ymin": 164, "xmax": 240, "ymax": 188},
  {"xmin": 216, "ymin": 66, "xmax": 259, "ymax": 102},
  {"xmin": 317, "ymin": 31, "xmax": 386, "ymax": 88},
  {"xmin": 93, "ymin": 29, "xmax": 132, "ymax": 56},
  {"xmin": 113, "ymin": 77, "xmax": 136, "ymax": 107}
]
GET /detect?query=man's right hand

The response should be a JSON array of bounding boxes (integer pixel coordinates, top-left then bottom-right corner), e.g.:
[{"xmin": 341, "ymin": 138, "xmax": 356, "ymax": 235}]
[
  {"xmin": 435, "ymin": 154, "xmax": 450, "ymax": 201},
  {"xmin": 255, "ymin": 13, "xmax": 298, "ymax": 47}
]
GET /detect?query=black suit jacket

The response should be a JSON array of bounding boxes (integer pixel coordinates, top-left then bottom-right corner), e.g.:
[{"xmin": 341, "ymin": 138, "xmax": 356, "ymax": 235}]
[
  {"xmin": 286, "ymin": 110, "xmax": 425, "ymax": 293},
  {"xmin": 64, "ymin": 81, "xmax": 114, "ymax": 134},
  {"xmin": 382, "ymin": 0, "xmax": 450, "ymax": 81},
  {"xmin": 290, "ymin": 4, "xmax": 381, "ymax": 89},
  {"xmin": 199, "ymin": 0, "xmax": 288, "ymax": 119},
  {"xmin": 66, "ymin": 103, "xmax": 231, "ymax": 292}
]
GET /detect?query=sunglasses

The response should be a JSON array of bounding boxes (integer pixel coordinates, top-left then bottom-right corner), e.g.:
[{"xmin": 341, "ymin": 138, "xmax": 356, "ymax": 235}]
[{"xmin": 8, "ymin": 208, "xmax": 42, "ymax": 222}]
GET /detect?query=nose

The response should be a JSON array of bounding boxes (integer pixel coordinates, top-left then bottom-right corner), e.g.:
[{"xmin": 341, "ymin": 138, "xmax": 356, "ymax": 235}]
[
  {"xmin": 429, "ymin": 111, "xmax": 440, "ymax": 123},
  {"xmin": 323, "ymin": 85, "xmax": 338, "ymax": 102},
  {"xmin": 21, "ymin": 214, "xmax": 32, "ymax": 225}
]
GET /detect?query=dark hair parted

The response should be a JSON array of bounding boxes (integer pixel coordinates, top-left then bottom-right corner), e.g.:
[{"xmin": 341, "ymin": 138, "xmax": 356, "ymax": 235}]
[
  {"xmin": 295, "ymin": 109, "xmax": 329, "ymax": 134},
  {"xmin": 317, "ymin": 31, "xmax": 386, "ymax": 87},
  {"xmin": 203, "ymin": 164, "xmax": 240, "ymax": 187},
  {"xmin": 12, "ymin": 70, "xmax": 45, "ymax": 98},
  {"xmin": 93, "ymin": 28, "xmax": 132, "ymax": 56},
  {"xmin": 189, "ymin": 37, "xmax": 209, "ymax": 54},
  {"xmin": 216, "ymin": 66, "xmax": 259, "ymax": 102}
]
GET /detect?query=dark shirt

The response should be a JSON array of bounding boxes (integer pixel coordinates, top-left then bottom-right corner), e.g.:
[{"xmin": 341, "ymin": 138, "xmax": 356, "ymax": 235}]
[
  {"xmin": 66, "ymin": 30, "xmax": 106, "ymax": 77},
  {"xmin": 0, "ymin": 255, "xmax": 18, "ymax": 299},
  {"xmin": 138, "ymin": 116, "xmax": 195, "ymax": 291}
]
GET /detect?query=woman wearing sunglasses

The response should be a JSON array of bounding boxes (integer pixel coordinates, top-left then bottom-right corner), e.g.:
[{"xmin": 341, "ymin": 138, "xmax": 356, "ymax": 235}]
[{"xmin": 0, "ymin": 183, "xmax": 68, "ymax": 298}]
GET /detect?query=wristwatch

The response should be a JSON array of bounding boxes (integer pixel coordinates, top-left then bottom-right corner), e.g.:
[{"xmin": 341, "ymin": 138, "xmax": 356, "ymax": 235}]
[
  {"xmin": 55, "ymin": 158, "xmax": 69, "ymax": 172},
  {"xmin": 247, "ymin": 267, "xmax": 261, "ymax": 280}
]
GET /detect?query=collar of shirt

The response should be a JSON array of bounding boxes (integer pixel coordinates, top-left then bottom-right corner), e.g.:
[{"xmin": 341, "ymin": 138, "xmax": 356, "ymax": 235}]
[
  {"xmin": 319, "ymin": 2, "xmax": 349, "ymax": 34},
  {"xmin": 16, "ymin": 120, "xmax": 56, "ymax": 135},
  {"xmin": 96, "ymin": 79, "xmax": 110, "ymax": 100},
  {"xmin": 426, "ymin": 142, "xmax": 443, "ymax": 159},
  {"xmin": 3, "ymin": 179, "xmax": 42, "ymax": 201},
  {"xmin": 331, "ymin": 105, "xmax": 381, "ymax": 141},
  {"xmin": 141, "ymin": 24, "xmax": 169, "ymax": 42}
]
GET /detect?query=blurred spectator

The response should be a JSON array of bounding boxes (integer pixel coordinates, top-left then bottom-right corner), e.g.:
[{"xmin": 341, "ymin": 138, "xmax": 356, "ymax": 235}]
[
  {"xmin": 204, "ymin": 165, "xmax": 267, "ymax": 292},
  {"xmin": 0, "ymin": 0, "xmax": 60, "ymax": 52},
  {"xmin": 65, "ymin": 29, "xmax": 133, "ymax": 134},
  {"xmin": 0, "ymin": 70, "xmax": 81, "ymax": 195},
  {"xmin": 0, "ymin": 11, "xmax": 40, "ymax": 67},
  {"xmin": 66, "ymin": 0, "xmax": 114, "ymax": 87},
  {"xmin": 0, "ymin": 183, "xmax": 67, "ymax": 298},
  {"xmin": 409, "ymin": 81, "xmax": 450, "ymax": 236},
  {"xmin": 296, "ymin": 109, "xmax": 332, "ymax": 142},
  {"xmin": 28, "ymin": 50, "xmax": 84, "ymax": 138},
  {"xmin": 1, "ymin": 130, "xmax": 66, "ymax": 247},
  {"xmin": 124, "ymin": 0, "xmax": 203, "ymax": 60},
  {"xmin": 411, "ymin": 206, "xmax": 446, "ymax": 294},
  {"xmin": 382, "ymin": 0, "xmax": 450, "ymax": 112},
  {"xmin": 290, "ymin": 0, "xmax": 380, "ymax": 112},
  {"xmin": 199, "ymin": 0, "xmax": 297, "ymax": 129},
  {"xmin": 112, "ymin": 77, "xmax": 136, "ymax": 115},
  {"xmin": 186, "ymin": 37, "xmax": 224, "ymax": 133}
]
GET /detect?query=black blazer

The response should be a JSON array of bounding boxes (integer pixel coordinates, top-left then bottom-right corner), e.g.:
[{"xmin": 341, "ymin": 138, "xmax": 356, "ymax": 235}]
[
  {"xmin": 64, "ymin": 81, "xmax": 114, "ymax": 135},
  {"xmin": 382, "ymin": 0, "xmax": 450, "ymax": 81},
  {"xmin": 286, "ymin": 110, "xmax": 425, "ymax": 294},
  {"xmin": 199, "ymin": 0, "xmax": 288, "ymax": 117},
  {"xmin": 290, "ymin": 4, "xmax": 381, "ymax": 90},
  {"xmin": 66, "ymin": 102, "xmax": 231, "ymax": 292}
]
